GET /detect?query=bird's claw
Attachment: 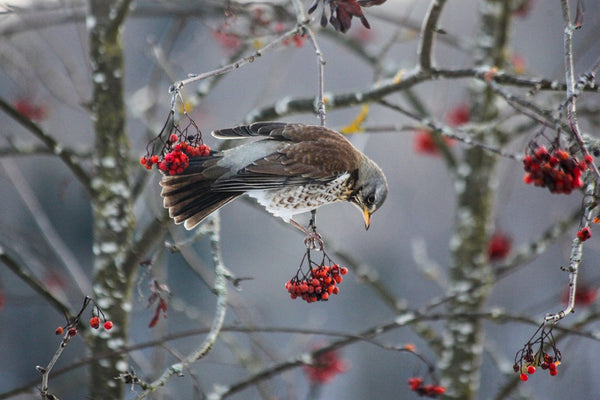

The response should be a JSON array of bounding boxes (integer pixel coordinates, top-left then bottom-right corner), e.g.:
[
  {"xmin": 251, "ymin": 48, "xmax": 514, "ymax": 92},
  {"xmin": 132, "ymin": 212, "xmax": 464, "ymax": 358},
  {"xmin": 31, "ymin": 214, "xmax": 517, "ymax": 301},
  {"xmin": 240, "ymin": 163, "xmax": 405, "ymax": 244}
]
[{"xmin": 304, "ymin": 232, "xmax": 324, "ymax": 251}]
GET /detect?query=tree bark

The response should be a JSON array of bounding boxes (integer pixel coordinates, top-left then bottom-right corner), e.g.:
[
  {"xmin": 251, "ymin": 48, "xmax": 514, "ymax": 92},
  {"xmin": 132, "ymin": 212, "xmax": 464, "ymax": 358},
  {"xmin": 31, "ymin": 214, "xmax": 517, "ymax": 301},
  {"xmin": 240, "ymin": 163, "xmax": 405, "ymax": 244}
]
[
  {"xmin": 87, "ymin": 0, "xmax": 134, "ymax": 398},
  {"xmin": 440, "ymin": 1, "xmax": 512, "ymax": 398}
]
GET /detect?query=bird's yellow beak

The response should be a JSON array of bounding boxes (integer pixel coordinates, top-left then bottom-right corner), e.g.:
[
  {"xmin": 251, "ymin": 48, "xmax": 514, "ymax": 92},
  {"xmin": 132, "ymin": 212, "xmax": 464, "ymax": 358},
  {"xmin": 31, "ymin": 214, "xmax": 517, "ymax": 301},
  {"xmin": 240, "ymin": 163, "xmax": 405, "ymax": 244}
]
[{"xmin": 363, "ymin": 206, "xmax": 371, "ymax": 230}]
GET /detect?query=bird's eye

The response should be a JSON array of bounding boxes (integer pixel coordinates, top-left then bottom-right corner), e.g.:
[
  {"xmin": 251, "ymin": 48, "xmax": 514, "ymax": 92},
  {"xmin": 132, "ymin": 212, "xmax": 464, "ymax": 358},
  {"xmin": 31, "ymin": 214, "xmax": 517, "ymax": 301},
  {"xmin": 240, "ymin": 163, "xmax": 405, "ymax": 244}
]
[{"xmin": 366, "ymin": 193, "xmax": 376, "ymax": 205}]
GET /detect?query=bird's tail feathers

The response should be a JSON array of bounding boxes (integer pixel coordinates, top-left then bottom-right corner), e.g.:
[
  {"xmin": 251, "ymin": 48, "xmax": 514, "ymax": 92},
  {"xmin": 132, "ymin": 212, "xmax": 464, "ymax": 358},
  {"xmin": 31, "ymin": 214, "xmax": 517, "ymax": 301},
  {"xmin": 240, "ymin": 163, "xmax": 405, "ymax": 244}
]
[{"xmin": 160, "ymin": 173, "xmax": 241, "ymax": 230}]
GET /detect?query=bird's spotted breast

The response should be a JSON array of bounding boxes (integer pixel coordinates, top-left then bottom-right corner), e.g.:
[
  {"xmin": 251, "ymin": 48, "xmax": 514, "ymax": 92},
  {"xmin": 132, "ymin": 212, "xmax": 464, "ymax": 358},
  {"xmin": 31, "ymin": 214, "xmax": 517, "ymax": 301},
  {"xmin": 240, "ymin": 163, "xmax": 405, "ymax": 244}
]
[{"xmin": 247, "ymin": 173, "xmax": 352, "ymax": 222}]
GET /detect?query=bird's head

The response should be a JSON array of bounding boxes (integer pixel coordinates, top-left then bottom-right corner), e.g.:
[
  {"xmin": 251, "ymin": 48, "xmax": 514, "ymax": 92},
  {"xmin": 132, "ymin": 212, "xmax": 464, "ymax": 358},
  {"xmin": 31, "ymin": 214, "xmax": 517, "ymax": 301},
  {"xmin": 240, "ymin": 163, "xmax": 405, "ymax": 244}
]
[{"xmin": 350, "ymin": 158, "xmax": 388, "ymax": 230}]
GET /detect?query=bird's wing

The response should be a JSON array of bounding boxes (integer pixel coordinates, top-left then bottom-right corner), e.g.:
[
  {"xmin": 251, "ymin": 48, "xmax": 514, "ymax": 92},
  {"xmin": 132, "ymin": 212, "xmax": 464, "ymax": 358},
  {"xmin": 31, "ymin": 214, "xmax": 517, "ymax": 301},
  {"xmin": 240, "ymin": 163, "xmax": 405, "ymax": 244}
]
[
  {"xmin": 210, "ymin": 123, "xmax": 361, "ymax": 191},
  {"xmin": 211, "ymin": 122, "xmax": 289, "ymax": 139}
]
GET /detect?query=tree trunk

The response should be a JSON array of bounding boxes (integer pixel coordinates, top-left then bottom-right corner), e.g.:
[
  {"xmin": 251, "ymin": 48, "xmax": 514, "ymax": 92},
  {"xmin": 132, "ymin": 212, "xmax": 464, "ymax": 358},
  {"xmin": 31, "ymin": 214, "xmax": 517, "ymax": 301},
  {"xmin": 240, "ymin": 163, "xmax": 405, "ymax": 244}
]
[
  {"xmin": 87, "ymin": 1, "xmax": 134, "ymax": 398},
  {"xmin": 440, "ymin": 1, "xmax": 512, "ymax": 398}
]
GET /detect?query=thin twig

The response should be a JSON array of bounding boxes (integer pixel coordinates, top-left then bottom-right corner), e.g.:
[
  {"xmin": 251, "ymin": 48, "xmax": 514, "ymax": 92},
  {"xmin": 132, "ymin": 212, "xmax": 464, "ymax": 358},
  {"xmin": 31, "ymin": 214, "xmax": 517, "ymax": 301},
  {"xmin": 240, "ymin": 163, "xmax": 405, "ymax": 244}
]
[
  {"xmin": 38, "ymin": 331, "xmax": 76, "ymax": 400},
  {"xmin": 133, "ymin": 215, "xmax": 229, "ymax": 399},
  {"xmin": 560, "ymin": 0, "xmax": 600, "ymax": 181},
  {"xmin": 169, "ymin": 26, "xmax": 303, "ymax": 93},
  {"xmin": 0, "ymin": 246, "xmax": 72, "ymax": 319},
  {"xmin": 417, "ymin": 0, "xmax": 447, "ymax": 72},
  {"xmin": 0, "ymin": 97, "xmax": 90, "ymax": 191},
  {"xmin": 1, "ymin": 158, "xmax": 92, "ymax": 295}
]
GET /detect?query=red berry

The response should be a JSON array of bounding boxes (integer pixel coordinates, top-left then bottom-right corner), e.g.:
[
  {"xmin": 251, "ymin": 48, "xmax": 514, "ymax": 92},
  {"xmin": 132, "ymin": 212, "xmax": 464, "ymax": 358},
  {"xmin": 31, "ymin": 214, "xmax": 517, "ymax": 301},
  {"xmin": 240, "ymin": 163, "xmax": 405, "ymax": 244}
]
[
  {"xmin": 407, "ymin": 377, "xmax": 423, "ymax": 390},
  {"xmin": 340, "ymin": 267, "xmax": 348, "ymax": 275},
  {"xmin": 577, "ymin": 227, "xmax": 592, "ymax": 242},
  {"xmin": 549, "ymin": 368, "xmax": 558, "ymax": 376},
  {"xmin": 169, "ymin": 133, "xmax": 178, "ymax": 143},
  {"xmin": 140, "ymin": 156, "xmax": 147, "ymax": 165},
  {"xmin": 520, "ymin": 373, "xmax": 528, "ymax": 382},
  {"xmin": 432, "ymin": 386, "xmax": 446, "ymax": 394},
  {"xmin": 55, "ymin": 326, "xmax": 64, "ymax": 335},
  {"xmin": 527, "ymin": 365, "xmax": 536, "ymax": 374},
  {"xmin": 67, "ymin": 327, "xmax": 77, "ymax": 337},
  {"xmin": 104, "ymin": 320, "xmax": 113, "ymax": 330},
  {"xmin": 89, "ymin": 316, "xmax": 100, "ymax": 329},
  {"xmin": 548, "ymin": 362, "xmax": 557, "ymax": 371},
  {"xmin": 585, "ymin": 154, "xmax": 594, "ymax": 164}
]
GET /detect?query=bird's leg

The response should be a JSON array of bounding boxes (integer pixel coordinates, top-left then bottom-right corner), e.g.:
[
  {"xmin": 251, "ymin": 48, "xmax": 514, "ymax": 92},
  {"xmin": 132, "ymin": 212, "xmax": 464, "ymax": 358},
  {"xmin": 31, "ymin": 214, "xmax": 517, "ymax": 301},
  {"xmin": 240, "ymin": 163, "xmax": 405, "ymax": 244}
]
[{"xmin": 290, "ymin": 211, "xmax": 324, "ymax": 250}]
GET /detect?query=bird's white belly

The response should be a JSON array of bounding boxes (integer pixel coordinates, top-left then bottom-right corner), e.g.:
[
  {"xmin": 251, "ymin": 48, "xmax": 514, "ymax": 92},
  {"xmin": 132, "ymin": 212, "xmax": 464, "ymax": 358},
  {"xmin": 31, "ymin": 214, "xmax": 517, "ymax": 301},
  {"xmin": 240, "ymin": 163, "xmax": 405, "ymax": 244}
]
[{"xmin": 246, "ymin": 173, "xmax": 350, "ymax": 222}]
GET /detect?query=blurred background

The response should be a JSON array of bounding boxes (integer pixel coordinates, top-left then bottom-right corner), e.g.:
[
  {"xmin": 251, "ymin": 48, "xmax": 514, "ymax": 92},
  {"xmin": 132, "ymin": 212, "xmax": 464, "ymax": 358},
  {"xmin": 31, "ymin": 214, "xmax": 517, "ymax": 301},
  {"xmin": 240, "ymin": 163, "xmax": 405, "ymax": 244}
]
[{"xmin": 1, "ymin": 0, "xmax": 600, "ymax": 399}]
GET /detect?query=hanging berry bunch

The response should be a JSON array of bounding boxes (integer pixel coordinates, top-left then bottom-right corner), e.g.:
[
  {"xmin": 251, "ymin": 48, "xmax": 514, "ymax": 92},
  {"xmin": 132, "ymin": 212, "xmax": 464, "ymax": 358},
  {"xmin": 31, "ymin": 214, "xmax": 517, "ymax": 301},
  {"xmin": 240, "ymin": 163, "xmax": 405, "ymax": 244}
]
[
  {"xmin": 54, "ymin": 296, "xmax": 114, "ymax": 338},
  {"xmin": 285, "ymin": 249, "xmax": 348, "ymax": 303},
  {"xmin": 513, "ymin": 324, "xmax": 562, "ymax": 381},
  {"xmin": 141, "ymin": 110, "xmax": 212, "ymax": 176},
  {"xmin": 522, "ymin": 141, "xmax": 593, "ymax": 194}
]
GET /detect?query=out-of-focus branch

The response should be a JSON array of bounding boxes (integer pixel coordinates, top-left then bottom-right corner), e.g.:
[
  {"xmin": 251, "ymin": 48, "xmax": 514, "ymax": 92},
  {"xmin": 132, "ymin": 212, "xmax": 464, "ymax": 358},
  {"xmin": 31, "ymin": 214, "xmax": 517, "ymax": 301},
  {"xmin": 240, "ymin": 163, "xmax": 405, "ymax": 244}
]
[
  {"xmin": 0, "ymin": 246, "xmax": 73, "ymax": 319},
  {"xmin": 244, "ymin": 66, "xmax": 600, "ymax": 122},
  {"xmin": 417, "ymin": 0, "xmax": 446, "ymax": 72},
  {"xmin": 121, "ymin": 216, "xmax": 170, "ymax": 278},
  {"xmin": 0, "ymin": 97, "xmax": 91, "ymax": 191},
  {"xmin": 495, "ymin": 207, "xmax": 581, "ymax": 279},
  {"xmin": 1, "ymin": 158, "xmax": 92, "ymax": 296}
]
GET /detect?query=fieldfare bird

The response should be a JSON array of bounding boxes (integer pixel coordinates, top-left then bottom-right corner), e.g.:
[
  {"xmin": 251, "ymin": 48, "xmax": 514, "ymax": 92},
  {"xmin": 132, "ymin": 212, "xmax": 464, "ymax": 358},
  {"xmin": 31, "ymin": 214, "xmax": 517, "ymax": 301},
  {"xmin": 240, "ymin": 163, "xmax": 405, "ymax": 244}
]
[{"xmin": 160, "ymin": 122, "xmax": 388, "ymax": 232}]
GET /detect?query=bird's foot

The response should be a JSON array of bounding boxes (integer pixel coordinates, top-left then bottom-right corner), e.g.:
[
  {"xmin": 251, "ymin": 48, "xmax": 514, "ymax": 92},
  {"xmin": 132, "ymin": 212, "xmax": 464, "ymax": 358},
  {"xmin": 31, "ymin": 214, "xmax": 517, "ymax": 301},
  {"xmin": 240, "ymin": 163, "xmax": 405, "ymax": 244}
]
[
  {"xmin": 290, "ymin": 218, "xmax": 324, "ymax": 251},
  {"xmin": 303, "ymin": 231, "xmax": 324, "ymax": 251}
]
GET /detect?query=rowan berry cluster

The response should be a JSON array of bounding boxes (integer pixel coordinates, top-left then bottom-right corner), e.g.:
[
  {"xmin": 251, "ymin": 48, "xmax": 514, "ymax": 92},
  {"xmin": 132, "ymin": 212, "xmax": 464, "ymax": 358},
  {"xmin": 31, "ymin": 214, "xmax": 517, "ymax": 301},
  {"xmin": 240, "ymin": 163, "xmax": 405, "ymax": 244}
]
[
  {"xmin": 407, "ymin": 377, "xmax": 446, "ymax": 397},
  {"xmin": 514, "ymin": 325, "xmax": 561, "ymax": 381},
  {"xmin": 522, "ymin": 144, "xmax": 592, "ymax": 194},
  {"xmin": 141, "ymin": 111, "xmax": 211, "ymax": 176},
  {"xmin": 516, "ymin": 354, "xmax": 560, "ymax": 381},
  {"xmin": 285, "ymin": 250, "xmax": 347, "ymax": 303},
  {"xmin": 54, "ymin": 296, "xmax": 113, "ymax": 337}
]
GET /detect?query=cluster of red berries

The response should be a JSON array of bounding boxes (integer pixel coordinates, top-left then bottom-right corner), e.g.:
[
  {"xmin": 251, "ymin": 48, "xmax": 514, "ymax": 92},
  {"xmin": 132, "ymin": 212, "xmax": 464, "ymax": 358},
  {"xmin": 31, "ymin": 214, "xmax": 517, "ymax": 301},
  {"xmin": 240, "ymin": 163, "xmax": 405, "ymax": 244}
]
[
  {"xmin": 407, "ymin": 377, "xmax": 446, "ymax": 397},
  {"xmin": 522, "ymin": 145, "xmax": 592, "ymax": 194},
  {"xmin": 515, "ymin": 353, "xmax": 560, "ymax": 381},
  {"xmin": 55, "ymin": 317, "xmax": 113, "ymax": 337},
  {"xmin": 514, "ymin": 343, "xmax": 561, "ymax": 382},
  {"xmin": 285, "ymin": 264, "xmax": 348, "ymax": 303},
  {"xmin": 89, "ymin": 316, "xmax": 114, "ymax": 330},
  {"xmin": 141, "ymin": 133, "xmax": 210, "ymax": 176},
  {"xmin": 577, "ymin": 226, "xmax": 592, "ymax": 242},
  {"xmin": 54, "ymin": 296, "xmax": 114, "ymax": 337}
]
